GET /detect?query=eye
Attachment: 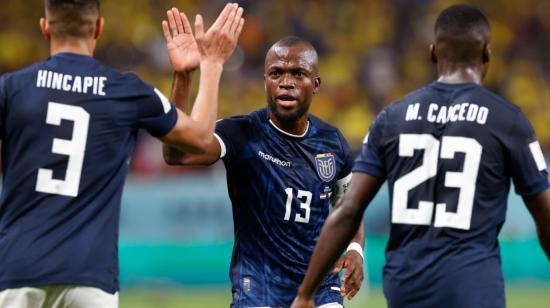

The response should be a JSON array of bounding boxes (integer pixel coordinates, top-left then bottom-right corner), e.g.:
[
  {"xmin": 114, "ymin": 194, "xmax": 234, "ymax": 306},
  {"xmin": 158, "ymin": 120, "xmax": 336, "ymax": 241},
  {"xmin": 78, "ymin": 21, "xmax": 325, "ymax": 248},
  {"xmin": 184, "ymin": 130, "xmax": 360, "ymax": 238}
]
[
  {"xmin": 269, "ymin": 71, "xmax": 281, "ymax": 78},
  {"xmin": 293, "ymin": 70, "xmax": 304, "ymax": 77}
]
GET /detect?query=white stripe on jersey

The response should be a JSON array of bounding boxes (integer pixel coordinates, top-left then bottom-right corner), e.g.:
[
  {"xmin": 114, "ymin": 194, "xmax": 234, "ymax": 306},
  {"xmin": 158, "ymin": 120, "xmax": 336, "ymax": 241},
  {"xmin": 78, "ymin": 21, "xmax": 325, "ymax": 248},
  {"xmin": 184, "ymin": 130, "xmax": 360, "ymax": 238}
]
[
  {"xmin": 154, "ymin": 88, "xmax": 172, "ymax": 114},
  {"xmin": 529, "ymin": 141, "xmax": 547, "ymax": 171},
  {"xmin": 214, "ymin": 133, "xmax": 227, "ymax": 158}
]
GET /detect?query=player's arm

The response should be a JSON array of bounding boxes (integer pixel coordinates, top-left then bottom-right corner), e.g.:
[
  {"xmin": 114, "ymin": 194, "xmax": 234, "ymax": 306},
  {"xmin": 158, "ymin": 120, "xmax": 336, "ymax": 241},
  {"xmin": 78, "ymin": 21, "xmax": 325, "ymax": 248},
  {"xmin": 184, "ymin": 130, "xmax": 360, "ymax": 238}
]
[
  {"xmin": 161, "ymin": 69, "xmax": 223, "ymax": 165},
  {"xmin": 159, "ymin": 4, "xmax": 244, "ymax": 154},
  {"xmin": 523, "ymin": 188, "xmax": 550, "ymax": 260},
  {"xmin": 330, "ymin": 173, "xmax": 366, "ymax": 300},
  {"xmin": 291, "ymin": 173, "xmax": 384, "ymax": 308}
]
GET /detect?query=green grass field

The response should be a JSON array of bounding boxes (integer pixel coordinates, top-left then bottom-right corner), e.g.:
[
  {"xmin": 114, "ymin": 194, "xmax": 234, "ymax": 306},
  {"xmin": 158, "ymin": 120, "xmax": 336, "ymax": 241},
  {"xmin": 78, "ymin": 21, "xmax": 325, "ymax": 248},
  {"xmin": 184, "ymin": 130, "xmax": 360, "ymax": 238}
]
[{"xmin": 120, "ymin": 285, "xmax": 550, "ymax": 308}]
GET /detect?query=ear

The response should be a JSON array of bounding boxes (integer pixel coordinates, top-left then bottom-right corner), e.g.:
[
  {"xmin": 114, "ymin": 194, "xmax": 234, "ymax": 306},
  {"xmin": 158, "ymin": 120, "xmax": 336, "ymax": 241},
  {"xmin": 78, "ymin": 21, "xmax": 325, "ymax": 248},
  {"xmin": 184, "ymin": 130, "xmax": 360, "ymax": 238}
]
[
  {"xmin": 93, "ymin": 17, "xmax": 105, "ymax": 40},
  {"xmin": 482, "ymin": 43, "xmax": 491, "ymax": 63},
  {"xmin": 430, "ymin": 44, "xmax": 437, "ymax": 63},
  {"xmin": 40, "ymin": 17, "xmax": 51, "ymax": 41},
  {"xmin": 313, "ymin": 76, "xmax": 321, "ymax": 94}
]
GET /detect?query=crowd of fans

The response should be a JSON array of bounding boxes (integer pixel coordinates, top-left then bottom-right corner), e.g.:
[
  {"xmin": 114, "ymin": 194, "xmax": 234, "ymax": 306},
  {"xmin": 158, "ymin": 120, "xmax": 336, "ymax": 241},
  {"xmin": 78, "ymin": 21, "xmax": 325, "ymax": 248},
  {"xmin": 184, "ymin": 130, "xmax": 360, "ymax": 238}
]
[{"xmin": 1, "ymin": 0, "xmax": 549, "ymax": 176}]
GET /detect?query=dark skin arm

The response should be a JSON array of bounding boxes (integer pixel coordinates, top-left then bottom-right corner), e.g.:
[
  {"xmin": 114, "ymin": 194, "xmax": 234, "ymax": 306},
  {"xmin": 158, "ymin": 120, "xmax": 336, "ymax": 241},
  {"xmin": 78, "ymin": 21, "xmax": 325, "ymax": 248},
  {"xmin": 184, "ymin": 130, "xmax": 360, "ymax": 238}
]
[
  {"xmin": 161, "ymin": 69, "xmax": 221, "ymax": 166},
  {"xmin": 331, "ymin": 206, "xmax": 365, "ymax": 300},
  {"xmin": 161, "ymin": 7, "xmax": 235, "ymax": 165},
  {"xmin": 523, "ymin": 188, "xmax": 550, "ymax": 260},
  {"xmin": 291, "ymin": 173, "xmax": 384, "ymax": 308}
]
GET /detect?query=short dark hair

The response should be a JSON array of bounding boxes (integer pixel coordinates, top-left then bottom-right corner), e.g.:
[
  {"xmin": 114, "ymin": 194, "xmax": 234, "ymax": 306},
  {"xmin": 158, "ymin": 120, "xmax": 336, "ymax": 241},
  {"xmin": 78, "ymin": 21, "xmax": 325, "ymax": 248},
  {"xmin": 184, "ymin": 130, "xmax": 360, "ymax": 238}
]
[
  {"xmin": 267, "ymin": 36, "xmax": 319, "ymax": 72},
  {"xmin": 434, "ymin": 4, "xmax": 490, "ymax": 64},
  {"xmin": 274, "ymin": 36, "xmax": 312, "ymax": 48},
  {"xmin": 45, "ymin": 0, "xmax": 100, "ymax": 39}
]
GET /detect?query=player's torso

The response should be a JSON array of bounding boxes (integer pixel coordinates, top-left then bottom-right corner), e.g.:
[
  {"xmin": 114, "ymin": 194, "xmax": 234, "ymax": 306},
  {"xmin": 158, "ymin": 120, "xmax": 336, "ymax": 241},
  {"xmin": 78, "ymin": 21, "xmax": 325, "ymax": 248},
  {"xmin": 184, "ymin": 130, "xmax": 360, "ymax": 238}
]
[
  {"xmin": 0, "ymin": 53, "xmax": 147, "ymax": 293},
  {"xmin": 224, "ymin": 112, "xmax": 345, "ymax": 306},
  {"xmin": 378, "ymin": 83, "xmax": 514, "ymax": 306}
]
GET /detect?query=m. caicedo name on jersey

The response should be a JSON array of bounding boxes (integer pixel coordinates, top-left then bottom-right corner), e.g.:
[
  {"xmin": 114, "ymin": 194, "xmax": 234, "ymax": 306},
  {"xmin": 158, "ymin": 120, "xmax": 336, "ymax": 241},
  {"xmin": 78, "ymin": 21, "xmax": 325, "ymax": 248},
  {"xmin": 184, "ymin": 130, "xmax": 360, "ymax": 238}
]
[
  {"xmin": 405, "ymin": 102, "xmax": 489, "ymax": 125},
  {"xmin": 36, "ymin": 70, "xmax": 107, "ymax": 96}
]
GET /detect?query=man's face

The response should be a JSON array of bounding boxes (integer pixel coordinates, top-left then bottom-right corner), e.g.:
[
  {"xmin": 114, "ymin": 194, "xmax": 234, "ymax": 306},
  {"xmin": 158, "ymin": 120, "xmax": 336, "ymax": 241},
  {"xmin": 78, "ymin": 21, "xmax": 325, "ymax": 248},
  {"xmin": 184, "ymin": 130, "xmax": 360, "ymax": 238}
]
[{"xmin": 264, "ymin": 45, "xmax": 320, "ymax": 123}]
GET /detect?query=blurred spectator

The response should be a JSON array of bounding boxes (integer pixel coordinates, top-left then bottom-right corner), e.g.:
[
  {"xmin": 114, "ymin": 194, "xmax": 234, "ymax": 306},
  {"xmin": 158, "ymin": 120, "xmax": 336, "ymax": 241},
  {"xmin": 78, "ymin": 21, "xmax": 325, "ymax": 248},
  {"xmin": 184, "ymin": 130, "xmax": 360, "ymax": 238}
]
[{"xmin": 2, "ymin": 0, "xmax": 549, "ymax": 176}]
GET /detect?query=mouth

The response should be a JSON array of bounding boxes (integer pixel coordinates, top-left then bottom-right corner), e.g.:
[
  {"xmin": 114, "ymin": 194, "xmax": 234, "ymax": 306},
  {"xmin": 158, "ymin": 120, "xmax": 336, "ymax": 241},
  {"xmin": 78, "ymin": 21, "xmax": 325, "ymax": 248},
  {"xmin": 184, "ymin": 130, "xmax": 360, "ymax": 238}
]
[{"xmin": 275, "ymin": 94, "xmax": 298, "ymax": 108}]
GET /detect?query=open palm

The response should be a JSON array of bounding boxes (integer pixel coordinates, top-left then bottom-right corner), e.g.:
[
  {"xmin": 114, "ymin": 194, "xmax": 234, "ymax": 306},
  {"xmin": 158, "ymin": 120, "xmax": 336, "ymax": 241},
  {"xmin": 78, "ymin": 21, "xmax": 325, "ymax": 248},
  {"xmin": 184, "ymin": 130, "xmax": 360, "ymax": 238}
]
[{"xmin": 162, "ymin": 8, "xmax": 200, "ymax": 72}]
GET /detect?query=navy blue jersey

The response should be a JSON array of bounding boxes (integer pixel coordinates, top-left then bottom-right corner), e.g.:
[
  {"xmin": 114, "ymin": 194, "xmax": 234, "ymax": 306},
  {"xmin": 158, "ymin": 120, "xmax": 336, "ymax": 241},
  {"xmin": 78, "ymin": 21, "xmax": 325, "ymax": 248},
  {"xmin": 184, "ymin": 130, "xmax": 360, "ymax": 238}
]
[
  {"xmin": 215, "ymin": 108, "xmax": 354, "ymax": 307},
  {"xmin": 0, "ymin": 53, "xmax": 177, "ymax": 293},
  {"xmin": 355, "ymin": 82, "xmax": 550, "ymax": 308}
]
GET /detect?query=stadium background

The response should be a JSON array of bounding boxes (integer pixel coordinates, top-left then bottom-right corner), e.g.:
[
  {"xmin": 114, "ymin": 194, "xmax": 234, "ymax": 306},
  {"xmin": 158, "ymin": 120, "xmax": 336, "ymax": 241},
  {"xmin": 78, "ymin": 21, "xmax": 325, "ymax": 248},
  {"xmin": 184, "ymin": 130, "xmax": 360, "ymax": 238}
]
[{"xmin": 1, "ymin": 0, "xmax": 549, "ymax": 306}]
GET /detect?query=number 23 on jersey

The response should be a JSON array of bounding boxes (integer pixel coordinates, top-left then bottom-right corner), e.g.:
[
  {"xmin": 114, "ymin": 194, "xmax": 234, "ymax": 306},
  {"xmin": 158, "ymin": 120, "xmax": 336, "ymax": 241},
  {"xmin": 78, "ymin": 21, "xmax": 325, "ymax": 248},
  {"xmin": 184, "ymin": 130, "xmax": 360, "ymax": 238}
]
[{"xmin": 392, "ymin": 134, "xmax": 482, "ymax": 230}]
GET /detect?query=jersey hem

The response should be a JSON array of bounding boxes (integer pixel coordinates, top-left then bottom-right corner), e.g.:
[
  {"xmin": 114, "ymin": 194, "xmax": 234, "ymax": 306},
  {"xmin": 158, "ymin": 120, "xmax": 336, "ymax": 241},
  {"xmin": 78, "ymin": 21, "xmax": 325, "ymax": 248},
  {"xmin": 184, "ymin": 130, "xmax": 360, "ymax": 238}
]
[
  {"xmin": 352, "ymin": 162, "xmax": 386, "ymax": 179},
  {"xmin": 0, "ymin": 277, "xmax": 117, "ymax": 294}
]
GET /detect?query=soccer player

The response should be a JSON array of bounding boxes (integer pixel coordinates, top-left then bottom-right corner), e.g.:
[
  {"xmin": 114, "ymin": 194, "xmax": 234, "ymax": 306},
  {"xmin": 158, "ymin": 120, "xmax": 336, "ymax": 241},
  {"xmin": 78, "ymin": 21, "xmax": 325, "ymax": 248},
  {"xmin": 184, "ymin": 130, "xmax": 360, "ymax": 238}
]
[
  {"xmin": 162, "ymin": 11, "xmax": 365, "ymax": 307},
  {"xmin": 0, "ymin": 1, "xmax": 243, "ymax": 307},
  {"xmin": 291, "ymin": 4, "xmax": 550, "ymax": 308}
]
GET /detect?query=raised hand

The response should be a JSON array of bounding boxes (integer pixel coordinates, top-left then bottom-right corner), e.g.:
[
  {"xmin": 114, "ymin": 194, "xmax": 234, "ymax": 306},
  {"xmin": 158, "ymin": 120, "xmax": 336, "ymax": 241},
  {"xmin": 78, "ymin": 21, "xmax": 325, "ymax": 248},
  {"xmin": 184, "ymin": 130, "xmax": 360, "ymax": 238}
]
[
  {"xmin": 194, "ymin": 3, "xmax": 245, "ymax": 66},
  {"xmin": 332, "ymin": 251, "xmax": 364, "ymax": 300},
  {"xmin": 162, "ymin": 7, "xmax": 200, "ymax": 73}
]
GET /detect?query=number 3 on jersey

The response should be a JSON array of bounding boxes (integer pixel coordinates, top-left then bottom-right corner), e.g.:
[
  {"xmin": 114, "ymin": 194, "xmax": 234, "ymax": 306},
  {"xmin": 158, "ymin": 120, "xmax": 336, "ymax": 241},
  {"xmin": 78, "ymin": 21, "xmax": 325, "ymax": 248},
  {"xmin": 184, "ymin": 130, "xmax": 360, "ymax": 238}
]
[
  {"xmin": 35, "ymin": 102, "xmax": 90, "ymax": 197},
  {"xmin": 392, "ymin": 134, "xmax": 482, "ymax": 230},
  {"xmin": 284, "ymin": 188, "xmax": 312, "ymax": 223}
]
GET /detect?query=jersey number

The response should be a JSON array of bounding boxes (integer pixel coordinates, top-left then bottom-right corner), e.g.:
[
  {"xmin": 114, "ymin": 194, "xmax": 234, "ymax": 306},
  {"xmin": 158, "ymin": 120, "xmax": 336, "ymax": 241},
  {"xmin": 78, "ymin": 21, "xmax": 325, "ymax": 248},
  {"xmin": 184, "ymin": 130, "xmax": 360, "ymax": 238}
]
[
  {"xmin": 284, "ymin": 188, "xmax": 312, "ymax": 223},
  {"xmin": 392, "ymin": 134, "xmax": 482, "ymax": 230},
  {"xmin": 35, "ymin": 102, "xmax": 90, "ymax": 197}
]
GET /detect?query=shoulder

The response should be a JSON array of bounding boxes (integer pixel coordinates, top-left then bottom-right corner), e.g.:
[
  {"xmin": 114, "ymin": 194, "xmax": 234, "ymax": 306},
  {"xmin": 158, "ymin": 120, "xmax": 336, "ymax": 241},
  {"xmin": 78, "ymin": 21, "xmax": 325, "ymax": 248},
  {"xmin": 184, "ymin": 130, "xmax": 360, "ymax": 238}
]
[
  {"xmin": 474, "ymin": 86, "xmax": 520, "ymax": 113},
  {"xmin": 309, "ymin": 113, "xmax": 340, "ymax": 134},
  {"xmin": 219, "ymin": 107, "xmax": 266, "ymax": 128},
  {"xmin": 1, "ymin": 61, "xmax": 44, "ymax": 83},
  {"xmin": 309, "ymin": 114, "xmax": 351, "ymax": 153}
]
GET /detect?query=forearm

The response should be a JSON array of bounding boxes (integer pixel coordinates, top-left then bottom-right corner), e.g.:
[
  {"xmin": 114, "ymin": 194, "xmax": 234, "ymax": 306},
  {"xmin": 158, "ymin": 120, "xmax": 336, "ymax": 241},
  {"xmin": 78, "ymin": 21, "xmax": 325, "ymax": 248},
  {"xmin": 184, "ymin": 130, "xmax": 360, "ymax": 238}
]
[
  {"xmin": 350, "ymin": 220, "xmax": 365, "ymax": 247},
  {"xmin": 523, "ymin": 188, "xmax": 550, "ymax": 261},
  {"xmin": 171, "ymin": 71, "xmax": 193, "ymax": 112},
  {"xmin": 536, "ymin": 226, "xmax": 550, "ymax": 260},
  {"xmin": 163, "ymin": 71, "xmax": 194, "ymax": 164},
  {"xmin": 298, "ymin": 201, "xmax": 363, "ymax": 299},
  {"xmin": 189, "ymin": 61, "xmax": 223, "ymax": 141}
]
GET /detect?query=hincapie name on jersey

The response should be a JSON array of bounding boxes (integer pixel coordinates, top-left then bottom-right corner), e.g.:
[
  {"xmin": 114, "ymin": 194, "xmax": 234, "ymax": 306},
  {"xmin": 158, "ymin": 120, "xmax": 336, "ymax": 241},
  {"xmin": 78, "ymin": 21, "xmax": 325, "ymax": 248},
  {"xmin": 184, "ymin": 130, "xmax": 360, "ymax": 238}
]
[
  {"xmin": 36, "ymin": 70, "xmax": 107, "ymax": 96},
  {"xmin": 405, "ymin": 102, "xmax": 489, "ymax": 125}
]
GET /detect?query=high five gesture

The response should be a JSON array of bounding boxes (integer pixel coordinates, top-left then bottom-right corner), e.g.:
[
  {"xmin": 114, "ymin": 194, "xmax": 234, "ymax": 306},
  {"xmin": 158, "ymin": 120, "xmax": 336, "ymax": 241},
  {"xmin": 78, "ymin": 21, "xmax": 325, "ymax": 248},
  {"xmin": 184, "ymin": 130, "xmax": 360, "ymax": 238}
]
[{"xmin": 162, "ymin": 3, "xmax": 244, "ymax": 72}]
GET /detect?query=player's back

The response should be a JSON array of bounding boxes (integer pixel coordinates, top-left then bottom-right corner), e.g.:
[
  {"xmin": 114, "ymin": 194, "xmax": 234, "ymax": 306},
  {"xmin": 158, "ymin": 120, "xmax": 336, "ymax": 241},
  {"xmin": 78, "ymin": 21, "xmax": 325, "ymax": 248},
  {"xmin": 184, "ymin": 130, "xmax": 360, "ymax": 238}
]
[
  {"xmin": 356, "ymin": 81, "xmax": 548, "ymax": 307},
  {"xmin": 0, "ymin": 52, "xmax": 175, "ymax": 293}
]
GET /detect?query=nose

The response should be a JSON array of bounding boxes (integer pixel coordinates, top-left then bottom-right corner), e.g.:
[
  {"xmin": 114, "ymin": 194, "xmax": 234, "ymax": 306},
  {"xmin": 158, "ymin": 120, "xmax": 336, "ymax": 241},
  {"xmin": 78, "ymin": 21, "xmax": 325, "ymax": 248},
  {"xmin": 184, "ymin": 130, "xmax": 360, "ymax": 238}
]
[{"xmin": 279, "ymin": 74, "xmax": 295, "ymax": 89}]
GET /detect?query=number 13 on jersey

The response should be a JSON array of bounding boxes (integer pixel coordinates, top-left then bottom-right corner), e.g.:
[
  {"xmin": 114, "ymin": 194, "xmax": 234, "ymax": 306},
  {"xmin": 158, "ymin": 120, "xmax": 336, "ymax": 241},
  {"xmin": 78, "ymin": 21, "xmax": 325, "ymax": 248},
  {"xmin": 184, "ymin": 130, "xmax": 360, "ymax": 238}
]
[{"xmin": 392, "ymin": 134, "xmax": 482, "ymax": 230}]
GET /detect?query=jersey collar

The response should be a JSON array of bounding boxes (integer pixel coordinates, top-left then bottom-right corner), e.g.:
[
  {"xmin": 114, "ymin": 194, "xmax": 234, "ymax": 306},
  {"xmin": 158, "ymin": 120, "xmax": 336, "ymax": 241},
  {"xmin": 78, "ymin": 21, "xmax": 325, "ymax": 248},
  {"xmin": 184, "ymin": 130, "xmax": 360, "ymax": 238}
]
[{"xmin": 268, "ymin": 118, "xmax": 310, "ymax": 138}]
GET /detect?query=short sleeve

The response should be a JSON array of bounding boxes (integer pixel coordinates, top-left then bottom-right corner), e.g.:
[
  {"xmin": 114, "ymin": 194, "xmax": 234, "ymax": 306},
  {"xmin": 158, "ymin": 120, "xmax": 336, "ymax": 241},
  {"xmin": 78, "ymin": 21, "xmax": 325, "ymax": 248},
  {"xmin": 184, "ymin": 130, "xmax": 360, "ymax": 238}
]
[
  {"xmin": 331, "ymin": 131, "xmax": 354, "ymax": 201},
  {"xmin": 353, "ymin": 109, "xmax": 387, "ymax": 179},
  {"xmin": 215, "ymin": 115, "xmax": 249, "ymax": 161},
  {"xmin": 337, "ymin": 130, "xmax": 354, "ymax": 180},
  {"xmin": 135, "ymin": 86, "xmax": 177, "ymax": 137},
  {"xmin": 507, "ymin": 112, "xmax": 550, "ymax": 196}
]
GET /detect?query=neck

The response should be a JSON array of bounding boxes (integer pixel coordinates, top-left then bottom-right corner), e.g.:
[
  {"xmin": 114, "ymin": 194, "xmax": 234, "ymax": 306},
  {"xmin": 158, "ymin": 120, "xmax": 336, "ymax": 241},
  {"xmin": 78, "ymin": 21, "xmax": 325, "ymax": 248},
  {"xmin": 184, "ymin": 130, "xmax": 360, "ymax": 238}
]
[
  {"xmin": 437, "ymin": 64, "xmax": 484, "ymax": 85},
  {"xmin": 50, "ymin": 39, "xmax": 94, "ymax": 56},
  {"xmin": 269, "ymin": 114, "xmax": 309, "ymax": 136}
]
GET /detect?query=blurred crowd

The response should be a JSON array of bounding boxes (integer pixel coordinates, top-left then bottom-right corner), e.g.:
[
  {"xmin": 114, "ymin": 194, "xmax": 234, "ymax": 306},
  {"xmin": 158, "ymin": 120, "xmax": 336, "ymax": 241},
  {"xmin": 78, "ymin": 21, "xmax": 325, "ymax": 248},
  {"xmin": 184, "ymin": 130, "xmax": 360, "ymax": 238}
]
[{"xmin": 1, "ymin": 0, "xmax": 549, "ymax": 176}]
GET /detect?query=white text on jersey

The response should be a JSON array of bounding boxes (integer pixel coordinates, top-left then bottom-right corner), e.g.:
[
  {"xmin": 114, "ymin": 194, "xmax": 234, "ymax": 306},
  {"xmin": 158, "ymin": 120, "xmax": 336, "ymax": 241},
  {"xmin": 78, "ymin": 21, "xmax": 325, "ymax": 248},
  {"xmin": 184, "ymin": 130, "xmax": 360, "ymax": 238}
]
[
  {"xmin": 258, "ymin": 151, "xmax": 291, "ymax": 167},
  {"xmin": 36, "ymin": 70, "xmax": 107, "ymax": 96},
  {"xmin": 405, "ymin": 102, "xmax": 488, "ymax": 125}
]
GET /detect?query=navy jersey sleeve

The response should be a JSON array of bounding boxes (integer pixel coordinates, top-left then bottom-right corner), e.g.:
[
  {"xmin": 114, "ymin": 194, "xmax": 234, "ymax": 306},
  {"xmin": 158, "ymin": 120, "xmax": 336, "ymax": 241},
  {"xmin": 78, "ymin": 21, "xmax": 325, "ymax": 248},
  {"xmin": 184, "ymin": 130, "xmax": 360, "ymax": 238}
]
[
  {"xmin": 507, "ymin": 111, "xmax": 550, "ymax": 196},
  {"xmin": 337, "ymin": 130, "xmax": 354, "ymax": 179},
  {"xmin": 131, "ymin": 76, "xmax": 177, "ymax": 137},
  {"xmin": 215, "ymin": 115, "xmax": 249, "ymax": 160},
  {"xmin": 331, "ymin": 131, "xmax": 354, "ymax": 201},
  {"xmin": 353, "ymin": 109, "xmax": 388, "ymax": 179}
]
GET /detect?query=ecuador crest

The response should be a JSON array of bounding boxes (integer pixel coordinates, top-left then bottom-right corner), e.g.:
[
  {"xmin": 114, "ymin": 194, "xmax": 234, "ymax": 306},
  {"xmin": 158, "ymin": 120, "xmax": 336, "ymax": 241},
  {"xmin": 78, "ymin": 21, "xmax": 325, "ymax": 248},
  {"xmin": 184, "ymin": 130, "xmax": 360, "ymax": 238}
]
[{"xmin": 315, "ymin": 153, "xmax": 336, "ymax": 182}]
